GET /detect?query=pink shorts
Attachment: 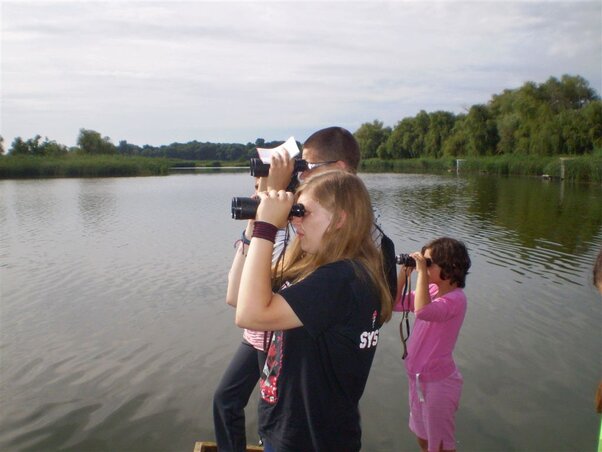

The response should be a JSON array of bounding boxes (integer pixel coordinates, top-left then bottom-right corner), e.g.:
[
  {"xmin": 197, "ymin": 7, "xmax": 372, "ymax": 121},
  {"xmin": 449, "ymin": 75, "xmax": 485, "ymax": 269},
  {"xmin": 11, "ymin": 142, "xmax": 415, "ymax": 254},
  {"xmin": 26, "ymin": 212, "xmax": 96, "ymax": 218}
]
[{"xmin": 408, "ymin": 369, "xmax": 463, "ymax": 452}]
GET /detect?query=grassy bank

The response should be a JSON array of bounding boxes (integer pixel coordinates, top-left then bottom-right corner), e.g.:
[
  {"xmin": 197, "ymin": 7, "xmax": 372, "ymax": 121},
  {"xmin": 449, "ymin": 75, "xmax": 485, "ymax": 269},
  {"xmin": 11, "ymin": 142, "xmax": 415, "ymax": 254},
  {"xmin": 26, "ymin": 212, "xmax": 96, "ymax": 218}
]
[
  {"xmin": 360, "ymin": 154, "xmax": 602, "ymax": 183},
  {"xmin": 2, "ymin": 153, "xmax": 601, "ymax": 183},
  {"xmin": 0, "ymin": 155, "xmax": 173, "ymax": 178}
]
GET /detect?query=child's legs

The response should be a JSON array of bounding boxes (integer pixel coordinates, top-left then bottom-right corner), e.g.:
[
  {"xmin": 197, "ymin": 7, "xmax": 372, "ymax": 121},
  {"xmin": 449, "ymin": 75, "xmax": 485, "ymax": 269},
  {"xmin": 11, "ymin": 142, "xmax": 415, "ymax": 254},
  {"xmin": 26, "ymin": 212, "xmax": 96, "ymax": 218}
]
[{"xmin": 421, "ymin": 370, "xmax": 463, "ymax": 452}]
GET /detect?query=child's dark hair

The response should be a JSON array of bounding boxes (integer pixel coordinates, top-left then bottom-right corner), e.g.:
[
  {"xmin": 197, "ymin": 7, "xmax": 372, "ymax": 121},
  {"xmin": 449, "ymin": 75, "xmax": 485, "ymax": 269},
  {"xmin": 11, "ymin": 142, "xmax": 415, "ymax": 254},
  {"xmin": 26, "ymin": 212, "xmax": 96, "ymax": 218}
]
[{"xmin": 422, "ymin": 237, "xmax": 471, "ymax": 288}]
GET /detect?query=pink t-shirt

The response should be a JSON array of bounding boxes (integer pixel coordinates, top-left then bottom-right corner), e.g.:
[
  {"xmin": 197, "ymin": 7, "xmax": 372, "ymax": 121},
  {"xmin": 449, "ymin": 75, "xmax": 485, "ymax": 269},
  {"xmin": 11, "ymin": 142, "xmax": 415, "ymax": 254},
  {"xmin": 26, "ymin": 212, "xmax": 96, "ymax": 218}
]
[
  {"xmin": 394, "ymin": 283, "xmax": 466, "ymax": 382},
  {"xmin": 243, "ymin": 329, "xmax": 268, "ymax": 352}
]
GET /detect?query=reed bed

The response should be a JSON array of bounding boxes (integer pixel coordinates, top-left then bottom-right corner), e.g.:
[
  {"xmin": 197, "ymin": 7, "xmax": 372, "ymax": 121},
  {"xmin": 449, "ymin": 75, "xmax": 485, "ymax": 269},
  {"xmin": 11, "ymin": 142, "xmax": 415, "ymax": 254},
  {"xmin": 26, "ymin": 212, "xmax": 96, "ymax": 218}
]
[
  {"xmin": 0, "ymin": 155, "xmax": 172, "ymax": 178},
  {"xmin": 360, "ymin": 154, "xmax": 602, "ymax": 183}
]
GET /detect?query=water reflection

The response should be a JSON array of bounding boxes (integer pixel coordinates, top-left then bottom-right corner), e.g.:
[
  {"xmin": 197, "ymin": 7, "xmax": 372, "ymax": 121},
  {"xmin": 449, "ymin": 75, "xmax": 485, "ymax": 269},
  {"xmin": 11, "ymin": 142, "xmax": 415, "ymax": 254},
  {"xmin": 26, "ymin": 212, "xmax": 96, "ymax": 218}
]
[
  {"xmin": 1, "ymin": 173, "xmax": 601, "ymax": 452},
  {"xmin": 365, "ymin": 173, "xmax": 602, "ymax": 287},
  {"xmin": 77, "ymin": 179, "xmax": 118, "ymax": 236},
  {"xmin": 467, "ymin": 176, "xmax": 602, "ymax": 254}
]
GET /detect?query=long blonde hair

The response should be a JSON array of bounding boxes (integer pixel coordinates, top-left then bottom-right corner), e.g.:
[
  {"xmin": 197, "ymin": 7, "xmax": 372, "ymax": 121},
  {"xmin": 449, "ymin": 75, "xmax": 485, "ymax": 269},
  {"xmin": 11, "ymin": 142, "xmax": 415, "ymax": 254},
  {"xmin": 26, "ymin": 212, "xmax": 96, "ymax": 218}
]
[{"xmin": 275, "ymin": 170, "xmax": 392, "ymax": 323}]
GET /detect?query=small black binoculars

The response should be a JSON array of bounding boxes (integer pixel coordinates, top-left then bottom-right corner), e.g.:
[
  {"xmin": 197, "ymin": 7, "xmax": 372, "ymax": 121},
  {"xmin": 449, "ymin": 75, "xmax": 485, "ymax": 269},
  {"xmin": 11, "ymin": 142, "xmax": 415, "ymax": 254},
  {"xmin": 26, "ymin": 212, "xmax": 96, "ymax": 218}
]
[
  {"xmin": 231, "ymin": 197, "xmax": 305, "ymax": 220},
  {"xmin": 396, "ymin": 254, "xmax": 432, "ymax": 267},
  {"xmin": 249, "ymin": 158, "xmax": 309, "ymax": 178}
]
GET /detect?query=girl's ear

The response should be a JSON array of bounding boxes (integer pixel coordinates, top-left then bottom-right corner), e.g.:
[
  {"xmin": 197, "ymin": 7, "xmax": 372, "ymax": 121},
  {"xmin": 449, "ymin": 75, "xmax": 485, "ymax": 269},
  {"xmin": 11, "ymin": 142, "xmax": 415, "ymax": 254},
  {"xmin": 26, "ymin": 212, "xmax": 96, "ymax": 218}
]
[{"xmin": 334, "ymin": 210, "xmax": 347, "ymax": 230}]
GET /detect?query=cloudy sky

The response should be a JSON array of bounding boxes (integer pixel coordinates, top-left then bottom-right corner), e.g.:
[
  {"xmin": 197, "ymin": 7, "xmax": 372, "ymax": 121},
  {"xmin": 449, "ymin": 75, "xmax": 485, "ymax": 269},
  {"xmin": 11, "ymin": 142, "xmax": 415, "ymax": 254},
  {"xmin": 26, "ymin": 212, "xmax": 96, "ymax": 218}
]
[{"xmin": 1, "ymin": 0, "xmax": 601, "ymax": 148}]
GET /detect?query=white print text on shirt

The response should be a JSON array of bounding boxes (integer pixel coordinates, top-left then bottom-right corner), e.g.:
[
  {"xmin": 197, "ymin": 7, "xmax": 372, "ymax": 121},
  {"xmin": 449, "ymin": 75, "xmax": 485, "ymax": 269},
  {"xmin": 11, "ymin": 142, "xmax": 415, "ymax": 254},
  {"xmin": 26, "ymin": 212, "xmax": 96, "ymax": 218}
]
[{"xmin": 359, "ymin": 329, "xmax": 379, "ymax": 349}]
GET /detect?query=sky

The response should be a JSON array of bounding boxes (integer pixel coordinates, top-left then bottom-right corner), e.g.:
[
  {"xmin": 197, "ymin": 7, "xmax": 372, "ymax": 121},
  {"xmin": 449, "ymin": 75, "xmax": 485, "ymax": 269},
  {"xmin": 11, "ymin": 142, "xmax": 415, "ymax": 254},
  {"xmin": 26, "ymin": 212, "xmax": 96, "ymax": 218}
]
[{"xmin": 1, "ymin": 0, "xmax": 601, "ymax": 149}]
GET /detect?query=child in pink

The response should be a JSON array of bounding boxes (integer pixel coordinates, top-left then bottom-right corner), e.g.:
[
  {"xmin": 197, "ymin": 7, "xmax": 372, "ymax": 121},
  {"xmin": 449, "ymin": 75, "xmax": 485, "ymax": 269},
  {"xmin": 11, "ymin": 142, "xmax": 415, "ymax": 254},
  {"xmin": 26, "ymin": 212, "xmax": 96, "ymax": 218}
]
[{"xmin": 394, "ymin": 237, "xmax": 471, "ymax": 452}]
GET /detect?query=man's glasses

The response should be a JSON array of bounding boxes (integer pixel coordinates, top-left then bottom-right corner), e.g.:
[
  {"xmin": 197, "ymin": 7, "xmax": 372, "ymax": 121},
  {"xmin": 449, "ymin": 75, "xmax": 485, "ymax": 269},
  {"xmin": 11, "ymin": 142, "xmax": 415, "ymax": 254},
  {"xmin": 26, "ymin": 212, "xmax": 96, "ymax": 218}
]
[{"xmin": 305, "ymin": 160, "xmax": 337, "ymax": 171}]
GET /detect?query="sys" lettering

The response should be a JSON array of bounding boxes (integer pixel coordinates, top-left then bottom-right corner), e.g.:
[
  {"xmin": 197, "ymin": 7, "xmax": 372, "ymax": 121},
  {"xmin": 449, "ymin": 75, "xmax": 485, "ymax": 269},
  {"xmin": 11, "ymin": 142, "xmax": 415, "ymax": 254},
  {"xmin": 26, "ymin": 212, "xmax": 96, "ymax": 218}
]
[{"xmin": 359, "ymin": 330, "xmax": 379, "ymax": 349}]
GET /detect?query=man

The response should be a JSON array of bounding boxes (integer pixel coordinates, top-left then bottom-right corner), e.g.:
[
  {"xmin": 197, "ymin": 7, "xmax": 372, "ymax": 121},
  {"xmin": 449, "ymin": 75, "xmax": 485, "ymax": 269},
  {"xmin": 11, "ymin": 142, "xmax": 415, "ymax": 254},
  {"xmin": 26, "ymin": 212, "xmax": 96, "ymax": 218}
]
[{"xmin": 213, "ymin": 126, "xmax": 396, "ymax": 451}]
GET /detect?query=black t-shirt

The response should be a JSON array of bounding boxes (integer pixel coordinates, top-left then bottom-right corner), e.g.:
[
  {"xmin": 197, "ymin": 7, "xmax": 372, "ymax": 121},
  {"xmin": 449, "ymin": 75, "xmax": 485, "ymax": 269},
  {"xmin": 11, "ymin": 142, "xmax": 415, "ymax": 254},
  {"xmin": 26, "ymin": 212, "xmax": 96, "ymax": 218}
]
[{"xmin": 258, "ymin": 260, "xmax": 382, "ymax": 452}]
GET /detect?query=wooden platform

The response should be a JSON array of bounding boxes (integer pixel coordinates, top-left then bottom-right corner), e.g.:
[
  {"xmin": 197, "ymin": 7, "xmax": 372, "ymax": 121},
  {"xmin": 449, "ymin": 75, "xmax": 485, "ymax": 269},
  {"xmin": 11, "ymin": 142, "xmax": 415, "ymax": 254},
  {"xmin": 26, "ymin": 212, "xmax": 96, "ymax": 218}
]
[{"xmin": 194, "ymin": 441, "xmax": 264, "ymax": 452}]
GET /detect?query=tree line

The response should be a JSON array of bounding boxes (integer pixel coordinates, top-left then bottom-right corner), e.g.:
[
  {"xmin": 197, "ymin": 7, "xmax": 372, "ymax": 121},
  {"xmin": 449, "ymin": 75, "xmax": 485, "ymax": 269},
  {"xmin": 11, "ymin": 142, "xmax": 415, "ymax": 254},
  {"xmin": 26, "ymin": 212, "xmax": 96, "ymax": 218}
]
[
  {"xmin": 2, "ymin": 74, "xmax": 600, "ymax": 160},
  {"xmin": 355, "ymin": 74, "xmax": 601, "ymax": 159},
  {"xmin": 1, "ymin": 130, "xmax": 279, "ymax": 162}
]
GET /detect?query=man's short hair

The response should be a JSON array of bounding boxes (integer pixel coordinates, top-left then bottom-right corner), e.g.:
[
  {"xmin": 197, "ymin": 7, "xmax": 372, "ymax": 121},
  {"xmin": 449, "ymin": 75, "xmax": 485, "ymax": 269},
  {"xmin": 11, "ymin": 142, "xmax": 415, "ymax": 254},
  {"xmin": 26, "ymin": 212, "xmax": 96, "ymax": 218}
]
[{"xmin": 303, "ymin": 126, "xmax": 360, "ymax": 172}]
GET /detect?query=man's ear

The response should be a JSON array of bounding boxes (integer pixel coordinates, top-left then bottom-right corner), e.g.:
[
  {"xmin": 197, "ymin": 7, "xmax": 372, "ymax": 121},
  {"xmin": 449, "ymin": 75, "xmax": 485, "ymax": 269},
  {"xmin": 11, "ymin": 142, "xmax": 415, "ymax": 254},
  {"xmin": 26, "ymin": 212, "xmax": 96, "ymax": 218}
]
[{"xmin": 334, "ymin": 160, "xmax": 347, "ymax": 171}]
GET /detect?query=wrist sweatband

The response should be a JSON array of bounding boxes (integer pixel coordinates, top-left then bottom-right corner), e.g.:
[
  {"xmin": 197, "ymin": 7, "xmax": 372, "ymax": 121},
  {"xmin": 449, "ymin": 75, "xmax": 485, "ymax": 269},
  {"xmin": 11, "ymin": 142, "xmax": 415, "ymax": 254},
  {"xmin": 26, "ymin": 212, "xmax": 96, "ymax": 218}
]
[{"xmin": 252, "ymin": 221, "xmax": 278, "ymax": 243}]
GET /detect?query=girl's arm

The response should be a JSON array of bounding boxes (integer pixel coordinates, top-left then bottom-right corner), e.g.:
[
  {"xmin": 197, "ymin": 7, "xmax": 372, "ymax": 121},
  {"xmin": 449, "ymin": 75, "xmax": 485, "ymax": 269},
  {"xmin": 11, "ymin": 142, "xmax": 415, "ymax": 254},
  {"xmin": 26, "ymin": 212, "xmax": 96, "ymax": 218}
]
[
  {"xmin": 225, "ymin": 176, "xmax": 269, "ymax": 307},
  {"xmin": 411, "ymin": 252, "xmax": 431, "ymax": 312},
  {"xmin": 225, "ymin": 220, "xmax": 254, "ymax": 307},
  {"xmin": 235, "ymin": 190, "xmax": 303, "ymax": 331}
]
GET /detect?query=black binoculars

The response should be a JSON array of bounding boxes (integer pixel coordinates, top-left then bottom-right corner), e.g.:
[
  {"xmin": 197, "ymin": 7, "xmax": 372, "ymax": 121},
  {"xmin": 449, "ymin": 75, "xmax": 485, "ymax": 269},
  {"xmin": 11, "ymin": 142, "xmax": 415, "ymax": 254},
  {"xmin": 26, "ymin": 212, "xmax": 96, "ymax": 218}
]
[
  {"xmin": 396, "ymin": 254, "xmax": 432, "ymax": 267},
  {"xmin": 249, "ymin": 158, "xmax": 309, "ymax": 178},
  {"xmin": 231, "ymin": 197, "xmax": 305, "ymax": 220}
]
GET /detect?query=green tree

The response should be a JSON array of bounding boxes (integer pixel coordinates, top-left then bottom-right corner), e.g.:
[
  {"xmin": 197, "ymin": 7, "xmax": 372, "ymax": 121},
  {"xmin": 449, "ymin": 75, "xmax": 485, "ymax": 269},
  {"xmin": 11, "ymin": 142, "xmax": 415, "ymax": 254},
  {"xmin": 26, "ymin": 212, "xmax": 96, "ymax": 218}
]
[
  {"xmin": 354, "ymin": 120, "xmax": 391, "ymax": 159},
  {"xmin": 463, "ymin": 105, "xmax": 498, "ymax": 156},
  {"xmin": 582, "ymin": 100, "xmax": 602, "ymax": 149},
  {"xmin": 77, "ymin": 129, "xmax": 116, "ymax": 155},
  {"xmin": 442, "ymin": 115, "xmax": 468, "ymax": 157},
  {"xmin": 0, "ymin": 135, "xmax": 4, "ymax": 155},
  {"xmin": 40, "ymin": 138, "xmax": 69, "ymax": 156},
  {"xmin": 9, "ymin": 137, "xmax": 29, "ymax": 155},
  {"xmin": 495, "ymin": 113, "xmax": 520, "ymax": 155},
  {"xmin": 385, "ymin": 117, "xmax": 418, "ymax": 159},
  {"xmin": 424, "ymin": 111, "xmax": 455, "ymax": 157},
  {"xmin": 27, "ymin": 135, "xmax": 43, "ymax": 156}
]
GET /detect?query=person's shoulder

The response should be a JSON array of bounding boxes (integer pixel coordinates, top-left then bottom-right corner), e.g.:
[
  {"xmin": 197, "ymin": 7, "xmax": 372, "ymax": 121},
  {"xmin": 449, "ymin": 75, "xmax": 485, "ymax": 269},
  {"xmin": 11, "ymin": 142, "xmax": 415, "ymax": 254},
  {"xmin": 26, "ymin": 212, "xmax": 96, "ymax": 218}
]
[
  {"xmin": 314, "ymin": 260, "xmax": 361, "ymax": 284},
  {"xmin": 447, "ymin": 287, "xmax": 467, "ymax": 304},
  {"xmin": 319, "ymin": 259, "xmax": 355, "ymax": 274}
]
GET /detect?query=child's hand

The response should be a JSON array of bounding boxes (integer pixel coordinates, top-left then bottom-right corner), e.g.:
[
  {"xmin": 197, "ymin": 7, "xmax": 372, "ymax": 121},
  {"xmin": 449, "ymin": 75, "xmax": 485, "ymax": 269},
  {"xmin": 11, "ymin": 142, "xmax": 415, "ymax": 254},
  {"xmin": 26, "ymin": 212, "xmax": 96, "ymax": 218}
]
[
  {"xmin": 411, "ymin": 252, "xmax": 429, "ymax": 272},
  {"xmin": 398, "ymin": 265, "xmax": 413, "ymax": 278}
]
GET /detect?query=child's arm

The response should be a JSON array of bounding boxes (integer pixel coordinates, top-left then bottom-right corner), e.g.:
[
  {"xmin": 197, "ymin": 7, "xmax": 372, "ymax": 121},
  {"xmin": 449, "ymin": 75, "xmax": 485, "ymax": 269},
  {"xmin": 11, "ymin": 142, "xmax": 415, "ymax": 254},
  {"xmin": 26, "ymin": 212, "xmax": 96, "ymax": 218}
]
[
  {"xmin": 411, "ymin": 252, "xmax": 430, "ymax": 312},
  {"xmin": 393, "ymin": 265, "xmax": 413, "ymax": 311}
]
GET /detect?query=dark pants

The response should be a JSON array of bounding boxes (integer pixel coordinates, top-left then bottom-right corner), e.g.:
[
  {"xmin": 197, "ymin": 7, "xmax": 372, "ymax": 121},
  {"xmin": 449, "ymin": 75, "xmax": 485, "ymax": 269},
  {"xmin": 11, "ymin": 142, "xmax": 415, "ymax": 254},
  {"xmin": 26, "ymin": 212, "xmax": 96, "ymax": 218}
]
[
  {"xmin": 213, "ymin": 341, "xmax": 266, "ymax": 452},
  {"xmin": 262, "ymin": 443, "xmax": 275, "ymax": 452}
]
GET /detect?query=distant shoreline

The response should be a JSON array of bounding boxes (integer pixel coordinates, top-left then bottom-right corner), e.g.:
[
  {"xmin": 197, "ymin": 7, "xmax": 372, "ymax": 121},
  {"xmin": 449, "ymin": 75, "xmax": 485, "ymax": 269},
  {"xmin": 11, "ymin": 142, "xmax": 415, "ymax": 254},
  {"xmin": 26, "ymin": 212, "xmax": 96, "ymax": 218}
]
[{"xmin": 1, "ymin": 154, "xmax": 601, "ymax": 183}]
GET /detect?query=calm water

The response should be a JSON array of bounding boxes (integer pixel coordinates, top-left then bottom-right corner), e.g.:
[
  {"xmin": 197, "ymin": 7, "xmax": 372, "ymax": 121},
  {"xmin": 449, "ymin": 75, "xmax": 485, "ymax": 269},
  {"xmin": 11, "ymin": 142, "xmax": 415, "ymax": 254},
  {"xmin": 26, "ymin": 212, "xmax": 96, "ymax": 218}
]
[{"xmin": 1, "ymin": 172, "xmax": 601, "ymax": 452}]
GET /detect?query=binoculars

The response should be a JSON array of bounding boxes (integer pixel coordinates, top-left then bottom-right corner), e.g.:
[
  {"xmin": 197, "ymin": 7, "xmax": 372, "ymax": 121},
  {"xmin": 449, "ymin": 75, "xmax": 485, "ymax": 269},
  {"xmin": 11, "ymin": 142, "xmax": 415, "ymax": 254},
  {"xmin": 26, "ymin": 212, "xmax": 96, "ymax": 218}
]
[
  {"xmin": 396, "ymin": 254, "xmax": 432, "ymax": 267},
  {"xmin": 249, "ymin": 158, "xmax": 309, "ymax": 178},
  {"xmin": 231, "ymin": 197, "xmax": 305, "ymax": 220}
]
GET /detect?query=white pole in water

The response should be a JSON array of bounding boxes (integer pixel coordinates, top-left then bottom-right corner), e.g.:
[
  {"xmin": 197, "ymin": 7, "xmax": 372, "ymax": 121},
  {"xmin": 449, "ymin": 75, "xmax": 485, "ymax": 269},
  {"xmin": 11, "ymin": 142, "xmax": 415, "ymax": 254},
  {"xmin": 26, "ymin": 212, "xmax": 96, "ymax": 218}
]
[
  {"xmin": 456, "ymin": 159, "xmax": 465, "ymax": 175},
  {"xmin": 559, "ymin": 157, "xmax": 573, "ymax": 180}
]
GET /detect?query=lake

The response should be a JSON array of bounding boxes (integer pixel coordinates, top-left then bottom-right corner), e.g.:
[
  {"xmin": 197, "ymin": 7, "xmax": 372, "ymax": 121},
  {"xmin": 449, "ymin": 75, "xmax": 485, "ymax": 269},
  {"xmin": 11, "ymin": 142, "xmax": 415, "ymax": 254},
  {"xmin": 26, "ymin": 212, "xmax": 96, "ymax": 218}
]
[{"xmin": 1, "ymin": 171, "xmax": 601, "ymax": 451}]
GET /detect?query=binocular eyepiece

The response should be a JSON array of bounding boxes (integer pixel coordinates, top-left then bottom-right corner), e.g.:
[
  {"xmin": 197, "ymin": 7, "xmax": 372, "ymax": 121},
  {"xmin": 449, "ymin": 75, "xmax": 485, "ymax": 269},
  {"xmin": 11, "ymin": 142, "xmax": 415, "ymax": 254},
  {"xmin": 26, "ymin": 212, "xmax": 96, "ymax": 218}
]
[
  {"xmin": 249, "ymin": 158, "xmax": 309, "ymax": 178},
  {"xmin": 231, "ymin": 197, "xmax": 305, "ymax": 220},
  {"xmin": 396, "ymin": 253, "xmax": 432, "ymax": 267}
]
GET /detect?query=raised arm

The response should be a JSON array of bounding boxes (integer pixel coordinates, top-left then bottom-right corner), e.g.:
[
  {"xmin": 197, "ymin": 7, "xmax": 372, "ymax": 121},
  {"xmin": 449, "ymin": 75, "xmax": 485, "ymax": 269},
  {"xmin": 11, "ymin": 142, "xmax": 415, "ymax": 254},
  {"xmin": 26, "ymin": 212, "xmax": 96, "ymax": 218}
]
[
  {"xmin": 225, "ymin": 220, "xmax": 254, "ymax": 307},
  {"xmin": 225, "ymin": 168, "xmax": 290, "ymax": 308},
  {"xmin": 235, "ymin": 190, "xmax": 302, "ymax": 331},
  {"xmin": 411, "ymin": 252, "xmax": 431, "ymax": 312},
  {"xmin": 393, "ymin": 265, "xmax": 413, "ymax": 311},
  {"xmin": 266, "ymin": 149, "xmax": 295, "ymax": 191}
]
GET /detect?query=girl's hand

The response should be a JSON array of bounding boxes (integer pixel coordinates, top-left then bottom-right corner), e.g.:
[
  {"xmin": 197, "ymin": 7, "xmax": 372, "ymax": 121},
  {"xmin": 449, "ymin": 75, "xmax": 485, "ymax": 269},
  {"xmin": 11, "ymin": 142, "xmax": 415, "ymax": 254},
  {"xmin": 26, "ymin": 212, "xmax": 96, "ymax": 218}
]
[
  {"xmin": 256, "ymin": 189, "xmax": 294, "ymax": 228},
  {"xmin": 411, "ymin": 252, "xmax": 429, "ymax": 272}
]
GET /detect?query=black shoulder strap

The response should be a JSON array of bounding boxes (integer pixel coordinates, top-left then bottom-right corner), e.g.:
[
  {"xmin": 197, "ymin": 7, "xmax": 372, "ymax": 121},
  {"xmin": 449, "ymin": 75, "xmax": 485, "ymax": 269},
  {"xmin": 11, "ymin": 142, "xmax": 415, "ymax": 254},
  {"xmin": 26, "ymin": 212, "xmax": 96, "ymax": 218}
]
[{"xmin": 377, "ymin": 226, "xmax": 397, "ymax": 299}]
